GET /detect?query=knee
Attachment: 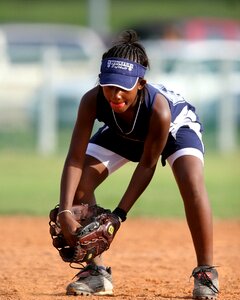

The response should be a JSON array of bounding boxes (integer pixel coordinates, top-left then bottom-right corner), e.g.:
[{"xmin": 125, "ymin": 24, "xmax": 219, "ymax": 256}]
[{"xmin": 178, "ymin": 173, "xmax": 208, "ymax": 204}]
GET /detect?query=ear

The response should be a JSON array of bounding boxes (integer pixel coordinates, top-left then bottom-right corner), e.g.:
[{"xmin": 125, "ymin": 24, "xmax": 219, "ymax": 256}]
[{"xmin": 138, "ymin": 79, "xmax": 147, "ymax": 90}]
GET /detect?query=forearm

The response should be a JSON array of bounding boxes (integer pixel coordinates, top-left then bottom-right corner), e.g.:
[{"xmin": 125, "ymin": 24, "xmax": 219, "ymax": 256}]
[
  {"xmin": 117, "ymin": 164, "xmax": 156, "ymax": 213},
  {"xmin": 59, "ymin": 160, "xmax": 82, "ymax": 210}
]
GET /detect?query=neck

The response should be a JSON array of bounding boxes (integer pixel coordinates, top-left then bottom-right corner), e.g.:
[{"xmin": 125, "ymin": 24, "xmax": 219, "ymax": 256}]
[{"xmin": 112, "ymin": 97, "xmax": 142, "ymax": 135}]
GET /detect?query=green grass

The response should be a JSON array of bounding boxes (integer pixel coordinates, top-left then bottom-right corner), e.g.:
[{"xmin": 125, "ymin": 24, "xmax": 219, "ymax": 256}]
[
  {"xmin": 0, "ymin": 1, "xmax": 239, "ymax": 218},
  {"xmin": 0, "ymin": 0, "xmax": 239, "ymax": 32},
  {"xmin": 0, "ymin": 150, "xmax": 239, "ymax": 219}
]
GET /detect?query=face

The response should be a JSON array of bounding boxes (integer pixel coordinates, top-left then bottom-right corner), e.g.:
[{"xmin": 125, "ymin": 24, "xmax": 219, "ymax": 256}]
[{"xmin": 102, "ymin": 79, "xmax": 146, "ymax": 113}]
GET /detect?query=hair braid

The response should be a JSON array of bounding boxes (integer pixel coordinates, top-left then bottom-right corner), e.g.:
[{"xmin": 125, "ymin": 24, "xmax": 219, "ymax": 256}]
[{"xmin": 102, "ymin": 29, "xmax": 150, "ymax": 69}]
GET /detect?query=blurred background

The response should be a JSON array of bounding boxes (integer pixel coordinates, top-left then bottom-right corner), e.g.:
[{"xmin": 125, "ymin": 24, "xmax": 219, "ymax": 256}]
[{"xmin": 0, "ymin": 0, "xmax": 239, "ymax": 216}]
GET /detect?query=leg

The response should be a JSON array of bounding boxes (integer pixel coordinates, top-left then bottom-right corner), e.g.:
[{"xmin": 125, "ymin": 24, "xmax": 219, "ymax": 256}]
[
  {"xmin": 67, "ymin": 150, "xmax": 128, "ymax": 296},
  {"xmin": 73, "ymin": 154, "xmax": 109, "ymax": 267},
  {"xmin": 171, "ymin": 155, "xmax": 219, "ymax": 299},
  {"xmin": 67, "ymin": 155, "xmax": 113, "ymax": 295},
  {"xmin": 171, "ymin": 155, "xmax": 213, "ymax": 266},
  {"xmin": 73, "ymin": 154, "xmax": 108, "ymax": 205},
  {"xmin": 73, "ymin": 145, "xmax": 128, "ymax": 267}
]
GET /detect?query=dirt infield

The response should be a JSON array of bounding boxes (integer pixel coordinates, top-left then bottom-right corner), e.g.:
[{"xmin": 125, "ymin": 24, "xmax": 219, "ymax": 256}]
[{"xmin": 0, "ymin": 217, "xmax": 239, "ymax": 300}]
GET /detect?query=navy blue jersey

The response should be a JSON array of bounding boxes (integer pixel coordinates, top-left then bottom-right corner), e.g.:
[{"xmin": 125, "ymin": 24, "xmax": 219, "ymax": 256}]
[{"xmin": 90, "ymin": 83, "xmax": 204, "ymax": 163}]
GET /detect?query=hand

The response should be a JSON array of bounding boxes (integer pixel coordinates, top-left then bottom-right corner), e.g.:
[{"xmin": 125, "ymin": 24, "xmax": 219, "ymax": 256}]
[
  {"xmin": 49, "ymin": 204, "xmax": 121, "ymax": 263},
  {"xmin": 58, "ymin": 212, "xmax": 80, "ymax": 247}
]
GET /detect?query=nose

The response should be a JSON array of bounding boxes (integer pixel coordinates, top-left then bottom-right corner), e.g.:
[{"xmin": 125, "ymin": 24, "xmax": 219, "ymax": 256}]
[{"xmin": 110, "ymin": 87, "xmax": 122, "ymax": 101}]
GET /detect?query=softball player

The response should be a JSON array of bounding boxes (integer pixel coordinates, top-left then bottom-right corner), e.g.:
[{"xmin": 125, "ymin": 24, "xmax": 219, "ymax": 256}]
[{"xmin": 57, "ymin": 30, "xmax": 219, "ymax": 299}]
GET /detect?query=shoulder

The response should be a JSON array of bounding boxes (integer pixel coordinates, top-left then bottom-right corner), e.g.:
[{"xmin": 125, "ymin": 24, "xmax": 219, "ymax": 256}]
[
  {"xmin": 145, "ymin": 83, "xmax": 170, "ymax": 98},
  {"xmin": 152, "ymin": 92, "xmax": 171, "ymax": 121},
  {"xmin": 75, "ymin": 86, "xmax": 100, "ymax": 121},
  {"xmin": 143, "ymin": 83, "xmax": 169, "ymax": 108},
  {"xmin": 81, "ymin": 86, "xmax": 100, "ymax": 102},
  {"xmin": 79, "ymin": 85, "xmax": 100, "ymax": 110},
  {"xmin": 144, "ymin": 84, "xmax": 170, "ymax": 122}
]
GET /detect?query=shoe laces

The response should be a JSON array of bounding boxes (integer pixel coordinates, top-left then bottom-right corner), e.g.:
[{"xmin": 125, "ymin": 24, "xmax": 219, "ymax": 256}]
[
  {"xmin": 191, "ymin": 266, "xmax": 219, "ymax": 294},
  {"xmin": 70, "ymin": 263, "xmax": 103, "ymax": 280}
]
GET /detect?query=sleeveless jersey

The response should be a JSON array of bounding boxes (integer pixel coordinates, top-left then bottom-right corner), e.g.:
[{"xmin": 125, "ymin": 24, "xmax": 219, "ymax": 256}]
[{"xmin": 90, "ymin": 83, "xmax": 203, "ymax": 162}]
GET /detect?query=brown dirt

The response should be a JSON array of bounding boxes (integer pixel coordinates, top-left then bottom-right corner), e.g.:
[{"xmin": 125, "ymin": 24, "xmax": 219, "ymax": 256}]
[{"xmin": 0, "ymin": 217, "xmax": 239, "ymax": 300}]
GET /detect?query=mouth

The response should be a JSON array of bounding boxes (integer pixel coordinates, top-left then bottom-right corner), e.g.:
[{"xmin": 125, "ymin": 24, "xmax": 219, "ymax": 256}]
[{"xmin": 110, "ymin": 102, "xmax": 125, "ymax": 109}]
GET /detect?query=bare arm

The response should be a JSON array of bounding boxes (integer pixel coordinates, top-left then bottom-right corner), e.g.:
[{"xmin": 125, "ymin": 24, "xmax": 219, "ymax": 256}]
[
  {"xmin": 57, "ymin": 87, "xmax": 98, "ymax": 245},
  {"xmin": 59, "ymin": 87, "xmax": 98, "ymax": 211},
  {"xmin": 117, "ymin": 94, "xmax": 171, "ymax": 213}
]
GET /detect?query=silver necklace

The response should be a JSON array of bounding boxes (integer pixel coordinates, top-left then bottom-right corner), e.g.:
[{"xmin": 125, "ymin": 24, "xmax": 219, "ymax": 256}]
[{"xmin": 111, "ymin": 99, "xmax": 142, "ymax": 135}]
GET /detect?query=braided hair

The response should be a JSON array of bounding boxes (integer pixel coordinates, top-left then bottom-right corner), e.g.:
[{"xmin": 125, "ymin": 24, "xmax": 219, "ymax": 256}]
[{"xmin": 102, "ymin": 30, "xmax": 150, "ymax": 70}]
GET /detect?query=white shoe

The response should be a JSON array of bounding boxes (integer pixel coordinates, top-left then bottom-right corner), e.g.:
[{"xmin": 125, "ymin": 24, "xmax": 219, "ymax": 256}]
[
  {"xmin": 66, "ymin": 264, "xmax": 113, "ymax": 296},
  {"xmin": 192, "ymin": 266, "xmax": 219, "ymax": 299}
]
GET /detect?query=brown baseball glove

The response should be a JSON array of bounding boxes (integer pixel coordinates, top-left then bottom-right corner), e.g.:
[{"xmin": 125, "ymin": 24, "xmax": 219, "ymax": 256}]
[{"xmin": 49, "ymin": 204, "xmax": 121, "ymax": 263}]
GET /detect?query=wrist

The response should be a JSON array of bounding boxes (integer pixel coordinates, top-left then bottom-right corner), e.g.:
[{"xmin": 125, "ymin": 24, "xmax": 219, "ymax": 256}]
[
  {"xmin": 57, "ymin": 209, "xmax": 72, "ymax": 216},
  {"xmin": 112, "ymin": 207, "xmax": 127, "ymax": 222}
]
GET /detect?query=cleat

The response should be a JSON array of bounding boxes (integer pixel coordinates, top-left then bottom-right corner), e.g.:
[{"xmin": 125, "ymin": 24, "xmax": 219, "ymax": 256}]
[
  {"xmin": 66, "ymin": 264, "xmax": 113, "ymax": 296},
  {"xmin": 191, "ymin": 265, "xmax": 219, "ymax": 299}
]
